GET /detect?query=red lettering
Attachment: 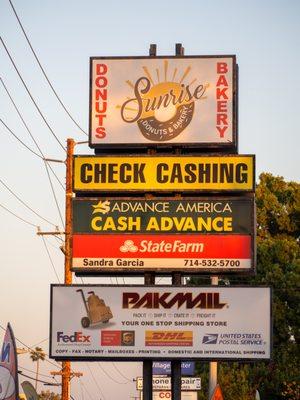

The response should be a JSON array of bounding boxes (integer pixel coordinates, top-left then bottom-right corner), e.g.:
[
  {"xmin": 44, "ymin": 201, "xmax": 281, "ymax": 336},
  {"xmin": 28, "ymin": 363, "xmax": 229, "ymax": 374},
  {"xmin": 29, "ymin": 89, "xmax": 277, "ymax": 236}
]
[
  {"xmin": 96, "ymin": 63, "xmax": 107, "ymax": 75},
  {"xmin": 95, "ymin": 114, "xmax": 106, "ymax": 126},
  {"xmin": 216, "ymin": 75, "xmax": 228, "ymax": 87},
  {"xmin": 216, "ymin": 126, "xmax": 228, "ymax": 138},
  {"xmin": 95, "ymin": 127, "xmax": 106, "ymax": 139},
  {"xmin": 217, "ymin": 114, "xmax": 228, "ymax": 125},
  {"xmin": 216, "ymin": 87, "xmax": 228, "ymax": 100},
  {"xmin": 217, "ymin": 100, "xmax": 227, "ymax": 113},
  {"xmin": 95, "ymin": 76, "xmax": 108, "ymax": 88},
  {"xmin": 95, "ymin": 88, "xmax": 107, "ymax": 101},
  {"xmin": 95, "ymin": 101, "xmax": 107, "ymax": 113},
  {"xmin": 217, "ymin": 62, "xmax": 228, "ymax": 74}
]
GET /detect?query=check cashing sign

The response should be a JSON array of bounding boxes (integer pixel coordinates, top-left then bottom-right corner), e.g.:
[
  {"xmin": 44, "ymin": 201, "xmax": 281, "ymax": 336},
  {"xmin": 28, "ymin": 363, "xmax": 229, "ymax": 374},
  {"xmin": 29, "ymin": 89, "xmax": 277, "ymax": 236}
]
[
  {"xmin": 89, "ymin": 56, "xmax": 237, "ymax": 150},
  {"xmin": 50, "ymin": 285, "xmax": 271, "ymax": 361},
  {"xmin": 71, "ymin": 197, "xmax": 255, "ymax": 273},
  {"xmin": 73, "ymin": 155, "xmax": 255, "ymax": 192}
]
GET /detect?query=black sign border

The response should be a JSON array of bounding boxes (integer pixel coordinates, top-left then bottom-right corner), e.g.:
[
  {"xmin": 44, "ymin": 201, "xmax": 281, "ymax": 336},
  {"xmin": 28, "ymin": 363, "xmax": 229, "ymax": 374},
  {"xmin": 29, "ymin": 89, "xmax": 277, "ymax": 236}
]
[
  {"xmin": 88, "ymin": 55, "xmax": 238, "ymax": 152},
  {"xmin": 49, "ymin": 284, "xmax": 272, "ymax": 363}
]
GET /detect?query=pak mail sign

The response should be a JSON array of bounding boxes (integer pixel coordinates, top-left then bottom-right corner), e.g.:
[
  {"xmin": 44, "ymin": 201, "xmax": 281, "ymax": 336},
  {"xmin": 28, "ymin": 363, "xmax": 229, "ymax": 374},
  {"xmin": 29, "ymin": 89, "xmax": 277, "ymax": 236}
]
[
  {"xmin": 50, "ymin": 285, "xmax": 271, "ymax": 361},
  {"xmin": 89, "ymin": 56, "xmax": 237, "ymax": 150},
  {"xmin": 71, "ymin": 197, "xmax": 255, "ymax": 273}
]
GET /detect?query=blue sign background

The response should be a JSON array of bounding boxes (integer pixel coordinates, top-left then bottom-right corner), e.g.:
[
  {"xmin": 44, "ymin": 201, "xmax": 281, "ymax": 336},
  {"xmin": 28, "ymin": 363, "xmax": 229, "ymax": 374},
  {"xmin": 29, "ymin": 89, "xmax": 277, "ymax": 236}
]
[{"xmin": 152, "ymin": 361, "xmax": 195, "ymax": 376}]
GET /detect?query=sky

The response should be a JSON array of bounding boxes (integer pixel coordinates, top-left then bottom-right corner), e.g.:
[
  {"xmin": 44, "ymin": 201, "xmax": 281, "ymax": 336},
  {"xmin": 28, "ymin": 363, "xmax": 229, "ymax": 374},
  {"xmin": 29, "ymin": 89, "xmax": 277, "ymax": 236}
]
[{"xmin": 0, "ymin": 0, "xmax": 299, "ymax": 399}]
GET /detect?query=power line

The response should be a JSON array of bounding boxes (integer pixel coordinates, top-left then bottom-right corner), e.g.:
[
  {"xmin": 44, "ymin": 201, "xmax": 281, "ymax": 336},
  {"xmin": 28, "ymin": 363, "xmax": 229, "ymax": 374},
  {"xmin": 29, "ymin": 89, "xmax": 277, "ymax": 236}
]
[
  {"xmin": 0, "ymin": 36, "xmax": 66, "ymax": 152},
  {"xmin": 0, "ymin": 201, "xmax": 38, "ymax": 228},
  {"xmin": 96, "ymin": 362, "xmax": 127, "ymax": 385},
  {"xmin": 111, "ymin": 363, "xmax": 132, "ymax": 383},
  {"xmin": 79, "ymin": 379, "xmax": 93, "ymax": 400},
  {"xmin": 19, "ymin": 365, "xmax": 56, "ymax": 379},
  {"xmin": 0, "ymin": 77, "xmax": 64, "ymax": 190},
  {"xmin": 0, "ymin": 323, "xmax": 61, "ymax": 370},
  {"xmin": 86, "ymin": 364, "xmax": 106, "ymax": 400},
  {"xmin": 18, "ymin": 371, "xmax": 60, "ymax": 386},
  {"xmin": 40, "ymin": 235, "xmax": 61, "ymax": 283},
  {"xmin": 0, "ymin": 177, "xmax": 58, "ymax": 228},
  {"xmin": 8, "ymin": 0, "xmax": 88, "ymax": 136},
  {"xmin": 0, "ymin": 117, "xmax": 43, "ymax": 159}
]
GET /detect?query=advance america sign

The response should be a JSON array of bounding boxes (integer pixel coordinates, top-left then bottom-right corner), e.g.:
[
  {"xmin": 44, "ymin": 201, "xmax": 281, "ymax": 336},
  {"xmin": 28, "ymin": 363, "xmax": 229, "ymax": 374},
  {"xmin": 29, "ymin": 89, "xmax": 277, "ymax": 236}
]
[
  {"xmin": 71, "ymin": 197, "xmax": 255, "ymax": 274},
  {"xmin": 89, "ymin": 56, "xmax": 237, "ymax": 150}
]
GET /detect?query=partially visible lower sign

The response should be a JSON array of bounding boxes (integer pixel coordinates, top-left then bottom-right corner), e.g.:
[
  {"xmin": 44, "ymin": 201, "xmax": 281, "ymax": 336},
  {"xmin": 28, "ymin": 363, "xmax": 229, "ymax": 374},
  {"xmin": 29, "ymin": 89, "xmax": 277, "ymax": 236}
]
[
  {"xmin": 141, "ymin": 392, "xmax": 197, "ymax": 400},
  {"xmin": 50, "ymin": 285, "xmax": 271, "ymax": 361},
  {"xmin": 152, "ymin": 361, "xmax": 195, "ymax": 376},
  {"xmin": 211, "ymin": 384, "xmax": 224, "ymax": 400},
  {"xmin": 136, "ymin": 376, "xmax": 201, "ymax": 391}
]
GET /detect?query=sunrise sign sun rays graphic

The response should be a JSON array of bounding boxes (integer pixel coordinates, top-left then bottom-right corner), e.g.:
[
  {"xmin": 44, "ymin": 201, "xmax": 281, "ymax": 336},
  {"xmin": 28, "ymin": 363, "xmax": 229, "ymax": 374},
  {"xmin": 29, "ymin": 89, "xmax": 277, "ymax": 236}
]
[{"xmin": 117, "ymin": 60, "xmax": 209, "ymax": 142}]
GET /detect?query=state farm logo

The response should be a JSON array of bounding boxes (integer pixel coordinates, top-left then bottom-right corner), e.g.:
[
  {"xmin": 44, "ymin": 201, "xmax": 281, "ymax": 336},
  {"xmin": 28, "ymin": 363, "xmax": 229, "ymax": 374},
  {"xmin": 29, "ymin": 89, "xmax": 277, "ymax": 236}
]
[
  {"xmin": 119, "ymin": 239, "xmax": 204, "ymax": 253},
  {"xmin": 57, "ymin": 332, "xmax": 91, "ymax": 343},
  {"xmin": 120, "ymin": 240, "xmax": 138, "ymax": 252},
  {"xmin": 145, "ymin": 331, "xmax": 193, "ymax": 346},
  {"xmin": 119, "ymin": 62, "xmax": 208, "ymax": 142}
]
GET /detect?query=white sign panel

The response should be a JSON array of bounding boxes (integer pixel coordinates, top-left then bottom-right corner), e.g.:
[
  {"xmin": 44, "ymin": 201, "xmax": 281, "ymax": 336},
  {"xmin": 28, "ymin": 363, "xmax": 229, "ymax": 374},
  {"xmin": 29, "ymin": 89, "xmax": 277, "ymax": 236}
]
[
  {"xmin": 89, "ymin": 56, "xmax": 236, "ymax": 149},
  {"xmin": 50, "ymin": 286, "xmax": 271, "ymax": 360},
  {"xmin": 136, "ymin": 377, "xmax": 201, "ymax": 391}
]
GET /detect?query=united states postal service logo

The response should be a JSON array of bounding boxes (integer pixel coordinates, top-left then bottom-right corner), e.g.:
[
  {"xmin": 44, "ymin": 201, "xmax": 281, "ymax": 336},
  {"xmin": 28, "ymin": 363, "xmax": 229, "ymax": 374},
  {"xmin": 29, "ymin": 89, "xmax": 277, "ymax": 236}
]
[{"xmin": 202, "ymin": 334, "xmax": 218, "ymax": 344}]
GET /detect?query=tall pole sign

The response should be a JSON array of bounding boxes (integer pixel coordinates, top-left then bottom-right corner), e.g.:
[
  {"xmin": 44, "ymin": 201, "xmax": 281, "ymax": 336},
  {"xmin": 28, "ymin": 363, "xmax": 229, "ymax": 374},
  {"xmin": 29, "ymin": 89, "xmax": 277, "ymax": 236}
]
[{"xmin": 51, "ymin": 45, "xmax": 267, "ymax": 400}]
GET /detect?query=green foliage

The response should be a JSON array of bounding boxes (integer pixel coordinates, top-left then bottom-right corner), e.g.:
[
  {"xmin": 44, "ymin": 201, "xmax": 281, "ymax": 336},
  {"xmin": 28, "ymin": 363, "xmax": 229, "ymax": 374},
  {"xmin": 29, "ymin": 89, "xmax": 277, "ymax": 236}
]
[
  {"xmin": 194, "ymin": 173, "xmax": 300, "ymax": 400},
  {"xmin": 38, "ymin": 390, "xmax": 61, "ymax": 400},
  {"xmin": 30, "ymin": 347, "xmax": 46, "ymax": 362}
]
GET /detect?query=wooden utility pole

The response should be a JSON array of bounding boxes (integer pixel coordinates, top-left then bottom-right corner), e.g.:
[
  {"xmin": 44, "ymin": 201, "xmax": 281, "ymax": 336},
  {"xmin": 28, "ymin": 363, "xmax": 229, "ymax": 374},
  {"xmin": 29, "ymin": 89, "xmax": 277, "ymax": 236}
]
[{"xmin": 62, "ymin": 138, "xmax": 75, "ymax": 400}]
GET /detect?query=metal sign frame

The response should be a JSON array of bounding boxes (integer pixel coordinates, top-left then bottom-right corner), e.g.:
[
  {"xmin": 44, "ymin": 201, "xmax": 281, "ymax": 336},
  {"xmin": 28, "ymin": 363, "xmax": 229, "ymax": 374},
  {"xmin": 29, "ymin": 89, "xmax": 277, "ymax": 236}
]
[
  {"xmin": 49, "ymin": 285, "xmax": 272, "ymax": 362},
  {"xmin": 89, "ymin": 55, "xmax": 238, "ymax": 152},
  {"xmin": 71, "ymin": 196, "xmax": 256, "ymax": 275}
]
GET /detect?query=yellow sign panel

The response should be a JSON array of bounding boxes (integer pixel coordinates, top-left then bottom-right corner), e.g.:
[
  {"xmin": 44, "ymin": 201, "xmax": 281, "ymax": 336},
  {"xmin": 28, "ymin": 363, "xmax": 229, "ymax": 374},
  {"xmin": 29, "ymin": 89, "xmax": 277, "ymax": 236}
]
[{"xmin": 73, "ymin": 155, "xmax": 254, "ymax": 192}]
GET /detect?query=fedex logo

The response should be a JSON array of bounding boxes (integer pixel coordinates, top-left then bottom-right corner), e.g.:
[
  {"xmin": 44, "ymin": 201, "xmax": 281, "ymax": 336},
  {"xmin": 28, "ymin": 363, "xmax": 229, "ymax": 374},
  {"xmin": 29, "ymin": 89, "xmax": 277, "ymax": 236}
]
[{"xmin": 57, "ymin": 332, "xmax": 91, "ymax": 343}]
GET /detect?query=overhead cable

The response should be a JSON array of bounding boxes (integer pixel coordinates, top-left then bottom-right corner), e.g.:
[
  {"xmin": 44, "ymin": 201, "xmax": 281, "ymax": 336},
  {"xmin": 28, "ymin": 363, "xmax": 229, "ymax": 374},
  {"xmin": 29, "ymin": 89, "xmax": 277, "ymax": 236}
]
[
  {"xmin": 0, "ymin": 177, "xmax": 58, "ymax": 227},
  {"xmin": 85, "ymin": 365, "xmax": 107, "ymax": 400},
  {"xmin": 0, "ymin": 323, "xmax": 61, "ymax": 370},
  {"xmin": 0, "ymin": 117, "xmax": 43, "ymax": 159},
  {"xmin": 0, "ymin": 36, "xmax": 66, "ymax": 152},
  {"xmin": 0, "ymin": 77, "xmax": 64, "ymax": 189},
  {"xmin": 0, "ymin": 201, "xmax": 38, "ymax": 228},
  {"xmin": 18, "ymin": 371, "xmax": 60, "ymax": 386},
  {"xmin": 8, "ymin": 0, "xmax": 88, "ymax": 136},
  {"xmin": 96, "ymin": 362, "xmax": 128, "ymax": 385},
  {"xmin": 40, "ymin": 235, "xmax": 61, "ymax": 283}
]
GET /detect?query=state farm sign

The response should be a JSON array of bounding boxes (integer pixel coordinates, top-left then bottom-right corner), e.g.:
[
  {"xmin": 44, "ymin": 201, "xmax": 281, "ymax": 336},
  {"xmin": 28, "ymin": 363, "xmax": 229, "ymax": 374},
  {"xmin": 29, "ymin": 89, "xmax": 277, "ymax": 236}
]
[
  {"xmin": 89, "ymin": 56, "xmax": 237, "ymax": 150},
  {"xmin": 71, "ymin": 197, "xmax": 255, "ymax": 274}
]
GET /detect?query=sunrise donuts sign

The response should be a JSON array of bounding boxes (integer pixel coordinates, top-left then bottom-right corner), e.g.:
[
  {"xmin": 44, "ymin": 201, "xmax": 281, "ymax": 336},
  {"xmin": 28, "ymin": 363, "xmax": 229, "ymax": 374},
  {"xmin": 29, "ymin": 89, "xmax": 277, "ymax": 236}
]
[{"xmin": 89, "ymin": 56, "xmax": 237, "ymax": 149}]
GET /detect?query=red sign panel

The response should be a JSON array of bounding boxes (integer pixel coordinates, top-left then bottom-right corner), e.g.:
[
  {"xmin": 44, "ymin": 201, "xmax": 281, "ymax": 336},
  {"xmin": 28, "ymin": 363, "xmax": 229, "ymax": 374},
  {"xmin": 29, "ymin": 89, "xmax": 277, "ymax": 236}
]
[{"xmin": 72, "ymin": 234, "xmax": 252, "ymax": 273}]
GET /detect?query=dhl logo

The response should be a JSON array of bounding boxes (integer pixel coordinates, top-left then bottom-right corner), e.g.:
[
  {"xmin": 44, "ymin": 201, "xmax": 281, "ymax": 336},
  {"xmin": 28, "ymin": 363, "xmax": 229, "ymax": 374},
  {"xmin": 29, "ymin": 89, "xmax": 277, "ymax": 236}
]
[{"xmin": 145, "ymin": 331, "xmax": 193, "ymax": 346}]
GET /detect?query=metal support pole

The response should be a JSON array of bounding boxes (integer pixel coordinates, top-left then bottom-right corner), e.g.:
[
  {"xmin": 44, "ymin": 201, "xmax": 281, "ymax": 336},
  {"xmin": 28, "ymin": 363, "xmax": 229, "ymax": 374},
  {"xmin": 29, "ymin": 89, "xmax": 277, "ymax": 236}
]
[
  {"xmin": 208, "ymin": 276, "xmax": 219, "ymax": 399},
  {"xmin": 143, "ymin": 273, "xmax": 155, "ymax": 400},
  {"xmin": 62, "ymin": 138, "xmax": 75, "ymax": 400},
  {"xmin": 171, "ymin": 273, "xmax": 182, "ymax": 400}
]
